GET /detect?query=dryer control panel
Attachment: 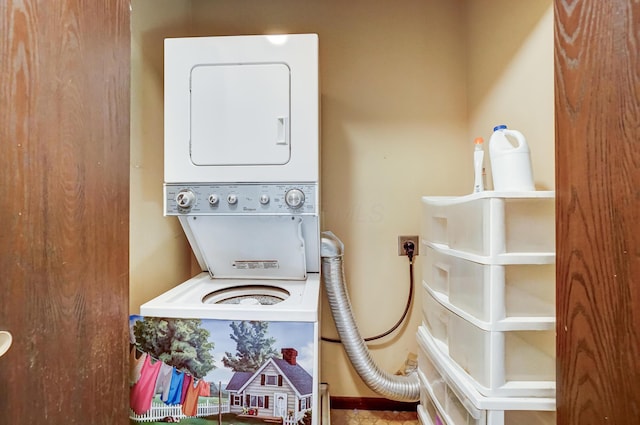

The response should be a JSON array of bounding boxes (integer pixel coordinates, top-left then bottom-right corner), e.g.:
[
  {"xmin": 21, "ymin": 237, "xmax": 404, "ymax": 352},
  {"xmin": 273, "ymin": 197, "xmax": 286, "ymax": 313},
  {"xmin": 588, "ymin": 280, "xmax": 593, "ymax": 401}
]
[{"xmin": 165, "ymin": 183, "xmax": 318, "ymax": 216}]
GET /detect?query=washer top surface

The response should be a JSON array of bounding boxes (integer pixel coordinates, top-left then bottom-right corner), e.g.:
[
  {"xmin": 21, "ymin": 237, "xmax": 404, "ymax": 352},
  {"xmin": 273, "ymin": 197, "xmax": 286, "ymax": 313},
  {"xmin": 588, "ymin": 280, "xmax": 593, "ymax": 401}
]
[{"xmin": 140, "ymin": 272, "xmax": 320, "ymax": 322}]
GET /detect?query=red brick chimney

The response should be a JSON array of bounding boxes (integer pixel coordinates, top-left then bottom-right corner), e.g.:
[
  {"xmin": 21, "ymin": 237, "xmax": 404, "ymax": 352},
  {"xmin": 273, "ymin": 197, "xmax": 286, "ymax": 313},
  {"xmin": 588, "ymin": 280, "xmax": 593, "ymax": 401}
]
[{"xmin": 281, "ymin": 348, "xmax": 298, "ymax": 365}]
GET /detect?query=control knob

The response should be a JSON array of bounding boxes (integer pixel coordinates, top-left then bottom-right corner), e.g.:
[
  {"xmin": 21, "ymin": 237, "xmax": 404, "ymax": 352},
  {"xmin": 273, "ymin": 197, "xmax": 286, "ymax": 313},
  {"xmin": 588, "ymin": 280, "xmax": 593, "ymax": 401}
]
[
  {"xmin": 285, "ymin": 188, "xmax": 305, "ymax": 209},
  {"xmin": 175, "ymin": 189, "xmax": 196, "ymax": 209},
  {"xmin": 208, "ymin": 194, "xmax": 219, "ymax": 206},
  {"xmin": 227, "ymin": 194, "xmax": 238, "ymax": 205}
]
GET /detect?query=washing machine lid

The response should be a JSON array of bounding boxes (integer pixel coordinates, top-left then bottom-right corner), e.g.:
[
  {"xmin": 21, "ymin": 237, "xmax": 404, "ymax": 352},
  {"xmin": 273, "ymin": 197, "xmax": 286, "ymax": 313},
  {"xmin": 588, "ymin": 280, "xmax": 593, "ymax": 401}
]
[
  {"xmin": 190, "ymin": 63, "xmax": 291, "ymax": 167},
  {"xmin": 182, "ymin": 215, "xmax": 307, "ymax": 280}
]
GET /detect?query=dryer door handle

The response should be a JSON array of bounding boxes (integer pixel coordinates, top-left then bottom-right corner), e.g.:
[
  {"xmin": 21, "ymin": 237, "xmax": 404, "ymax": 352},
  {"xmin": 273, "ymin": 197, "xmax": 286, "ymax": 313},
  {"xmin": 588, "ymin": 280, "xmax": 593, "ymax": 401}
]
[{"xmin": 276, "ymin": 116, "xmax": 289, "ymax": 145}]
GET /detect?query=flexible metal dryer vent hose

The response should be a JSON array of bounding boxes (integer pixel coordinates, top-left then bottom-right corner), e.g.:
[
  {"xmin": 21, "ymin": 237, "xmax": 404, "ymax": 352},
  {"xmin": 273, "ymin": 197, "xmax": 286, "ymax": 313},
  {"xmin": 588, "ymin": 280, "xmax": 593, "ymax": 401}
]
[{"xmin": 320, "ymin": 231, "xmax": 420, "ymax": 402}]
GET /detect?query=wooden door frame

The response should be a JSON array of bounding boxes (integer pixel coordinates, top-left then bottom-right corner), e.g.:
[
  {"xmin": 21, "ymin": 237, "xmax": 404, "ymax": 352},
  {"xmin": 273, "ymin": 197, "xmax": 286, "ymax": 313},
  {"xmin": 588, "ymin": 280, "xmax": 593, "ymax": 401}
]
[
  {"xmin": 555, "ymin": 1, "xmax": 640, "ymax": 423},
  {"xmin": 0, "ymin": 1, "xmax": 130, "ymax": 423}
]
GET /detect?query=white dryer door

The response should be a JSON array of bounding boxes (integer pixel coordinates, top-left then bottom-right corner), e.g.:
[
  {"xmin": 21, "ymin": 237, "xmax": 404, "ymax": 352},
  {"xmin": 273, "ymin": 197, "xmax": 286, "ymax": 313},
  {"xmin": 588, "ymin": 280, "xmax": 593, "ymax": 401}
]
[{"xmin": 190, "ymin": 63, "xmax": 291, "ymax": 166}]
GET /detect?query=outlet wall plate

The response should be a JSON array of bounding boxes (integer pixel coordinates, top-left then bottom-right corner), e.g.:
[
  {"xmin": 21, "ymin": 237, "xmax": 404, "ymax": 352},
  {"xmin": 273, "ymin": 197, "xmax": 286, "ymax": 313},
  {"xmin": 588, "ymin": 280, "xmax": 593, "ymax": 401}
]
[{"xmin": 398, "ymin": 235, "xmax": 419, "ymax": 256}]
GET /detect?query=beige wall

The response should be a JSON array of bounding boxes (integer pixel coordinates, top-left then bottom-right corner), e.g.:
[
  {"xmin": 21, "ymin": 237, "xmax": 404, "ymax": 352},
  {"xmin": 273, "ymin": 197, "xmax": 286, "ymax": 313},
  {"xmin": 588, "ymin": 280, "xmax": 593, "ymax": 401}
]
[
  {"xmin": 130, "ymin": 0, "xmax": 194, "ymax": 313},
  {"xmin": 130, "ymin": 0, "xmax": 554, "ymax": 398},
  {"xmin": 466, "ymin": 0, "xmax": 554, "ymax": 191}
]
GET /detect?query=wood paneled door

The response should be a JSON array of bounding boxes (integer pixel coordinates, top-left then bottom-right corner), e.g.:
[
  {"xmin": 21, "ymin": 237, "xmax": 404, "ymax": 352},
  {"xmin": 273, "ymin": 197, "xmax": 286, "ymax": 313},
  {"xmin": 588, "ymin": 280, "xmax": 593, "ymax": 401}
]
[
  {"xmin": 0, "ymin": 1, "xmax": 130, "ymax": 423},
  {"xmin": 555, "ymin": 0, "xmax": 640, "ymax": 424}
]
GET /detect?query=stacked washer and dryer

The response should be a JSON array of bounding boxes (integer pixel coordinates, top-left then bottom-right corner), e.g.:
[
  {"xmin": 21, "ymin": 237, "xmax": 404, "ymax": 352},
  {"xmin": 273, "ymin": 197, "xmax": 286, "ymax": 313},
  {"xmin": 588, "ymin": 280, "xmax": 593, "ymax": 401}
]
[{"xmin": 134, "ymin": 34, "xmax": 321, "ymax": 424}]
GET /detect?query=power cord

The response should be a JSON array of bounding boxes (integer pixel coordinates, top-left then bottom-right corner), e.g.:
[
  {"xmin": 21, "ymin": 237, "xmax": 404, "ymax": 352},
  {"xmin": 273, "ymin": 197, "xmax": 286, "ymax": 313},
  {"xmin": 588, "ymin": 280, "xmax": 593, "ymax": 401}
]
[{"xmin": 321, "ymin": 240, "xmax": 415, "ymax": 343}]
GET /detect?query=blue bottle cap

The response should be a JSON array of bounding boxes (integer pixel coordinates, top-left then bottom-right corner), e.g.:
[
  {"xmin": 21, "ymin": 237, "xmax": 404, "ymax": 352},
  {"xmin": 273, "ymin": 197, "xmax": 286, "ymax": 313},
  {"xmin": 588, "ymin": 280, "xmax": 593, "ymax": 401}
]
[{"xmin": 493, "ymin": 124, "xmax": 507, "ymax": 131}]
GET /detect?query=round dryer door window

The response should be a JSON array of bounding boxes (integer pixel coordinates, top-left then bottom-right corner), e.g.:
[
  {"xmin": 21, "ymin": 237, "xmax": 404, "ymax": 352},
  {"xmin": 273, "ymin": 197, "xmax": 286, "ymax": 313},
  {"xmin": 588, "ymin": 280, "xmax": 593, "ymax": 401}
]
[{"xmin": 202, "ymin": 285, "xmax": 290, "ymax": 305}]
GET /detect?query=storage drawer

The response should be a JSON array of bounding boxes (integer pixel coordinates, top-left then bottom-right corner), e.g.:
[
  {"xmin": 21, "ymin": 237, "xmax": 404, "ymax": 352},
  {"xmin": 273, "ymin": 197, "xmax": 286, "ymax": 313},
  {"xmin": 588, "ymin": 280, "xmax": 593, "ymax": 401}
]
[
  {"xmin": 418, "ymin": 355, "xmax": 482, "ymax": 425},
  {"xmin": 420, "ymin": 289, "xmax": 555, "ymax": 397},
  {"xmin": 417, "ymin": 326, "xmax": 556, "ymax": 425},
  {"xmin": 418, "ymin": 389, "xmax": 556, "ymax": 425},
  {"xmin": 418, "ymin": 399, "xmax": 444, "ymax": 425},
  {"xmin": 421, "ymin": 192, "xmax": 555, "ymax": 260},
  {"xmin": 419, "ymin": 392, "xmax": 484, "ymax": 425},
  {"xmin": 423, "ymin": 245, "xmax": 555, "ymax": 329}
]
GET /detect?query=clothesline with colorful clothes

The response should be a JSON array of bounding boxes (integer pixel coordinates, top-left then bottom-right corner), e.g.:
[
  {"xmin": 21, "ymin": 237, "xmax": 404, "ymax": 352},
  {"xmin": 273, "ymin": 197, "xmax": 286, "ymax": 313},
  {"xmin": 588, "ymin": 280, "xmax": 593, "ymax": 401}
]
[{"xmin": 129, "ymin": 346, "xmax": 212, "ymax": 416}]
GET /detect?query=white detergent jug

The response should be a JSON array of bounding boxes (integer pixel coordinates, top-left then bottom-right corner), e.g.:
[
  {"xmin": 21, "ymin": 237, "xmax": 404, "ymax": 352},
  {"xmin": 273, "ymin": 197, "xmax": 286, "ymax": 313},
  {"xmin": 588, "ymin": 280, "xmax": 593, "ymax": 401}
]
[{"xmin": 489, "ymin": 125, "xmax": 535, "ymax": 191}]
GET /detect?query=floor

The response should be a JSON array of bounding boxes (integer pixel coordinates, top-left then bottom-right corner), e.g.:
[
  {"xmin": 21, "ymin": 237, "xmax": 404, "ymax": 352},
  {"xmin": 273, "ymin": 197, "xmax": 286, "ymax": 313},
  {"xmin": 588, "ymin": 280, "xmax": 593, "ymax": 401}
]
[{"xmin": 330, "ymin": 410, "xmax": 418, "ymax": 425}]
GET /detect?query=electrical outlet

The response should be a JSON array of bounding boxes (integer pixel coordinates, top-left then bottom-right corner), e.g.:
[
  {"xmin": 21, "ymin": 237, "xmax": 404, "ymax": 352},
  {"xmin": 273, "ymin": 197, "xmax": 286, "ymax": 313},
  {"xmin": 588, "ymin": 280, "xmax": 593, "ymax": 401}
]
[{"xmin": 398, "ymin": 235, "xmax": 419, "ymax": 256}]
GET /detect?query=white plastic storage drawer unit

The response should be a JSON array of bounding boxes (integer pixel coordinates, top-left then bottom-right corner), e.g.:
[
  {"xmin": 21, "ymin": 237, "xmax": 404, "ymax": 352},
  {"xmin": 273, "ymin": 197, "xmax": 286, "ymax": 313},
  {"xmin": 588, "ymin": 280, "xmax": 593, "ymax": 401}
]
[
  {"xmin": 421, "ymin": 192, "xmax": 555, "ymax": 263},
  {"xmin": 423, "ymin": 244, "xmax": 556, "ymax": 329},
  {"xmin": 417, "ymin": 325, "xmax": 556, "ymax": 425},
  {"xmin": 421, "ymin": 288, "xmax": 555, "ymax": 397},
  {"xmin": 418, "ymin": 385, "xmax": 555, "ymax": 425}
]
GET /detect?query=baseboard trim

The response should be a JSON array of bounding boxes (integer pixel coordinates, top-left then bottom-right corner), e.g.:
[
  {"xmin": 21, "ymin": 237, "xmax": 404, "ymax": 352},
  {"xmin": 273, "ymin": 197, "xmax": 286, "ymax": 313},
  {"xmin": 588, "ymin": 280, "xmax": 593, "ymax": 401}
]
[{"xmin": 329, "ymin": 396, "xmax": 418, "ymax": 411}]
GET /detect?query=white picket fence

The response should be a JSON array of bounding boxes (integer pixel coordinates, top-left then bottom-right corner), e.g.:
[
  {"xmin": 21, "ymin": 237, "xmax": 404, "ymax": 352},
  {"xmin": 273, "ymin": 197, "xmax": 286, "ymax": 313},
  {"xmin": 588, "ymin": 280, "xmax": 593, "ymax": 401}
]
[
  {"xmin": 283, "ymin": 412, "xmax": 306, "ymax": 425},
  {"xmin": 130, "ymin": 399, "xmax": 230, "ymax": 422}
]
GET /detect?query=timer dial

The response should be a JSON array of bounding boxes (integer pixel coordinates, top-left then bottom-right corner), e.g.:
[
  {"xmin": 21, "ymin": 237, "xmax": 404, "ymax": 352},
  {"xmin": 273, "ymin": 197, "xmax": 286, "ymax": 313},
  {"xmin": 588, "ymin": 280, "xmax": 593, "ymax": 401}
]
[
  {"xmin": 175, "ymin": 189, "xmax": 196, "ymax": 209},
  {"xmin": 285, "ymin": 189, "xmax": 305, "ymax": 209}
]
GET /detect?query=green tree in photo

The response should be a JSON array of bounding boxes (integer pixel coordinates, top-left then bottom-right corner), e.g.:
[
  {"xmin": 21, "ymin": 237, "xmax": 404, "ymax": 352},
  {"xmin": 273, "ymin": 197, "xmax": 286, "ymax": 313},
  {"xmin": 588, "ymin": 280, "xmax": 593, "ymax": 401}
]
[
  {"xmin": 133, "ymin": 317, "xmax": 216, "ymax": 378},
  {"xmin": 222, "ymin": 321, "xmax": 279, "ymax": 372}
]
